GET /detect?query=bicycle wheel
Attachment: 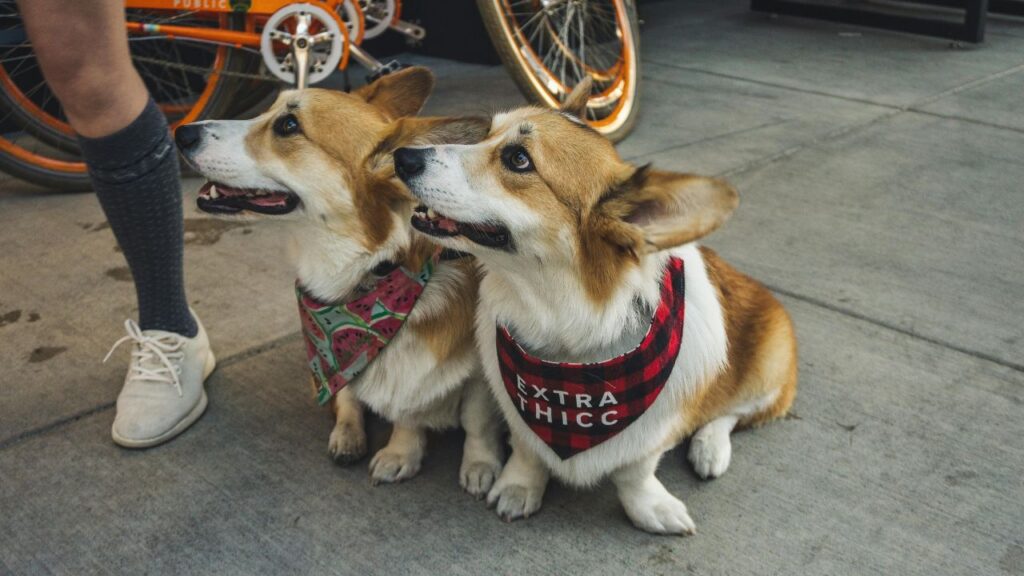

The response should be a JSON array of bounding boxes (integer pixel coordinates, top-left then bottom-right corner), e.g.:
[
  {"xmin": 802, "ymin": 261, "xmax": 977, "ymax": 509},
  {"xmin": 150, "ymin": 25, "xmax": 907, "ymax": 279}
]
[
  {"xmin": 0, "ymin": 4, "xmax": 246, "ymax": 154},
  {"xmin": 360, "ymin": 0, "xmax": 398, "ymax": 40},
  {"xmin": 477, "ymin": 0, "xmax": 641, "ymax": 142},
  {"xmin": 0, "ymin": 134, "xmax": 89, "ymax": 191}
]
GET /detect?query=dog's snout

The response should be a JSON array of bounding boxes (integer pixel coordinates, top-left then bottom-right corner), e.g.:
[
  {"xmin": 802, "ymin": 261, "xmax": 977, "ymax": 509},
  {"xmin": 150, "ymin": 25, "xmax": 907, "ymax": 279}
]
[
  {"xmin": 174, "ymin": 123, "xmax": 203, "ymax": 152},
  {"xmin": 394, "ymin": 147, "xmax": 428, "ymax": 181}
]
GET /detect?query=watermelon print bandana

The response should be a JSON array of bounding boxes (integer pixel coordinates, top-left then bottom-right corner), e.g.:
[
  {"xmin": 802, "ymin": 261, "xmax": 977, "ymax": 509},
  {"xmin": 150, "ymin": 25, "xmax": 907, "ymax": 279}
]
[
  {"xmin": 298, "ymin": 252, "xmax": 439, "ymax": 405},
  {"xmin": 497, "ymin": 258, "xmax": 686, "ymax": 460}
]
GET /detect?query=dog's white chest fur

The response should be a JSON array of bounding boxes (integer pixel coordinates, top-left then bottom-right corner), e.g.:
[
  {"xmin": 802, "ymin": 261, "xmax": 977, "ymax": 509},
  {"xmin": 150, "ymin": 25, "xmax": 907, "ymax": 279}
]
[{"xmin": 476, "ymin": 244, "xmax": 728, "ymax": 485}]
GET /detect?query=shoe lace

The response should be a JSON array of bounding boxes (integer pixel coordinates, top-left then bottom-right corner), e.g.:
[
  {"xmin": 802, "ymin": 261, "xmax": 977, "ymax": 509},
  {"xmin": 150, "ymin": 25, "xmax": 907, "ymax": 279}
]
[{"xmin": 103, "ymin": 319, "xmax": 186, "ymax": 397}]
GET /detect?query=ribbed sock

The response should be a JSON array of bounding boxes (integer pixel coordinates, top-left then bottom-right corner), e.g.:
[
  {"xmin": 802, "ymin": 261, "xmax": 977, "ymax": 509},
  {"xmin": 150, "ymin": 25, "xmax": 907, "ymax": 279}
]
[{"xmin": 78, "ymin": 98, "xmax": 197, "ymax": 337}]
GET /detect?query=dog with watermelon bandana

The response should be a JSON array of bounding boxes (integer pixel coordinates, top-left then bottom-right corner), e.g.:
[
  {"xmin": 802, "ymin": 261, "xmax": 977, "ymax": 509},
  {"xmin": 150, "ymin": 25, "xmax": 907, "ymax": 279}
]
[{"xmin": 177, "ymin": 68, "xmax": 504, "ymax": 494}]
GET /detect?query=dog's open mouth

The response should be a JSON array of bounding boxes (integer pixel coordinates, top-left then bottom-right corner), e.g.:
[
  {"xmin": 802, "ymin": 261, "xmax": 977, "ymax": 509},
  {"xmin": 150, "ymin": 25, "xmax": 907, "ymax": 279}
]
[
  {"xmin": 196, "ymin": 182, "xmax": 300, "ymax": 215},
  {"xmin": 411, "ymin": 205, "xmax": 510, "ymax": 248}
]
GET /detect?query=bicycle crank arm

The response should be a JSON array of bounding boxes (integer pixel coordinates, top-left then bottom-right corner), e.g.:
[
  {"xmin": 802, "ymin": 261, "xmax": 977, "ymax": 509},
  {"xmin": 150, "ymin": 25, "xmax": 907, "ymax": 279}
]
[
  {"xmin": 348, "ymin": 44, "xmax": 385, "ymax": 71},
  {"xmin": 388, "ymin": 19, "xmax": 426, "ymax": 41}
]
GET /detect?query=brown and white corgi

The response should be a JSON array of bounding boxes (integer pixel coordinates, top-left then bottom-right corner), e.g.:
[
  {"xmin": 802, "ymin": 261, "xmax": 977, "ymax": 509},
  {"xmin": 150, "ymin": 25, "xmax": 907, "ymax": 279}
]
[
  {"xmin": 174, "ymin": 68, "xmax": 504, "ymax": 494},
  {"xmin": 395, "ymin": 79, "xmax": 798, "ymax": 534}
]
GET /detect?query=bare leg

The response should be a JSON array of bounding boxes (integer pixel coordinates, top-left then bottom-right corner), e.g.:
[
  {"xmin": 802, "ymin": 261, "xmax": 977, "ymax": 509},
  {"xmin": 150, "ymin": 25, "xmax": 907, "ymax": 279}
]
[
  {"xmin": 17, "ymin": 0, "xmax": 147, "ymax": 137},
  {"xmin": 20, "ymin": 0, "xmax": 208, "ymax": 449},
  {"xmin": 611, "ymin": 452, "xmax": 696, "ymax": 535},
  {"xmin": 486, "ymin": 433, "xmax": 549, "ymax": 521},
  {"xmin": 369, "ymin": 424, "xmax": 427, "ymax": 485},
  {"xmin": 458, "ymin": 378, "xmax": 504, "ymax": 498},
  {"xmin": 327, "ymin": 386, "xmax": 367, "ymax": 464}
]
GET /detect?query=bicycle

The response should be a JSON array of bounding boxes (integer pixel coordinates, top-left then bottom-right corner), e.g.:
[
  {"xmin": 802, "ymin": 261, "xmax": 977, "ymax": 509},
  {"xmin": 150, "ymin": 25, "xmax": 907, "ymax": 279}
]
[{"xmin": 0, "ymin": 0, "xmax": 639, "ymax": 191}]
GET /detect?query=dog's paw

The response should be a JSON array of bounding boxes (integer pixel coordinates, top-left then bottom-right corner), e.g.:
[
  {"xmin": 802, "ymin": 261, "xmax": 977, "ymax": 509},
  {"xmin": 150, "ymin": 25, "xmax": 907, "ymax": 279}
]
[
  {"xmin": 486, "ymin": 481, "xmax": 544, "ymax": 522},
  {"xmin": 327, "ymin": 420, "xmax": 368, "ymax": 463},
  {"xmin": 328, "ymin": 421, "xmax": 367, "ymax": 465},
  {"xmin": 369, "ymin": 448, "xmax": 422, "ymax": 485},
  {"xmin": 688, "ymin": 424, "xmax": 732, "ymax": 479},
  {"xmin": 621, "ymin": 490, "xmax": 696, "ymax": 536},
  {"xmin": 460, "ymin": 459, "xmax": 502, "ymax": 499}
]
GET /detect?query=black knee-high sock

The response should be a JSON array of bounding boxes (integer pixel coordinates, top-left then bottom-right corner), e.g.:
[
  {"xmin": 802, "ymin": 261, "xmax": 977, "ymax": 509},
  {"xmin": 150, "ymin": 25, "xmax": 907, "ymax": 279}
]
[{"xmin": 78, "ymin": 98, "xmax": 197, "ymax": 337}]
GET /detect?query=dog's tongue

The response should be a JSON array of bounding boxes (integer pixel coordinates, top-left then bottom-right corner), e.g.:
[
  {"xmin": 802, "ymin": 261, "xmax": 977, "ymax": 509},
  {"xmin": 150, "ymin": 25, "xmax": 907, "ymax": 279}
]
[
  {"xmin": 248, "ymin": 193, "xmax": 289, "ymax": 208},
  {"xmin": 436, "ymin": 217, "xmax": 460, "ymax": 233}
]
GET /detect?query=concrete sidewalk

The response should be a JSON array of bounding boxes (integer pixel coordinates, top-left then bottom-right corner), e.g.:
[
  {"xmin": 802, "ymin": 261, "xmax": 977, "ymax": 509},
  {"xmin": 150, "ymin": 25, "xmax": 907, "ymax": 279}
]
[{"xmin": 2, "ymin": 1, "xmax": 1022, "ymax": 574}]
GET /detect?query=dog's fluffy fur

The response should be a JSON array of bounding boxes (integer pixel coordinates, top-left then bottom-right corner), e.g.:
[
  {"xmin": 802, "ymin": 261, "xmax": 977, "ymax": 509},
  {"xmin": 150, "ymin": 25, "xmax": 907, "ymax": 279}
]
[
  {"xmin": 176, "ymin": 68, "xmax": 504, "ymax": 493},
  {"xmin": 397, "ymin": 80, "xmax": 798, "ymax": 534}
]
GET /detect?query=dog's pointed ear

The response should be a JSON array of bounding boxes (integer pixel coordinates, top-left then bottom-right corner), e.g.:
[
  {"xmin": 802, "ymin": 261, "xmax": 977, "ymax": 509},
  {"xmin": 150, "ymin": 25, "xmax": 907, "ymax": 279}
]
[
  {"xmin": 595, "ymin": 166, "xmax": 739, "ymax": 256},
  {"xmin": 355, "ymin": 66, "xmax": 435, "ymax": 120},
  {"xmin": 560, "ymin": 76, "xmax": 593, "ymax": 119}
]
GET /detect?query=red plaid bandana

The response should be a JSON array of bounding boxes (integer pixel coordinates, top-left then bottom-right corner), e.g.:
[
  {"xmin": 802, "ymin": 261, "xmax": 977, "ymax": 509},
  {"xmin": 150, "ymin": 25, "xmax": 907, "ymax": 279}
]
[
  {"xmin": 298, "ymin": 251, "xmax": 440, "ymax": 406},
  {"xmin": 496, "ymin": 258, "xmax": 685, "ymax": 460}
]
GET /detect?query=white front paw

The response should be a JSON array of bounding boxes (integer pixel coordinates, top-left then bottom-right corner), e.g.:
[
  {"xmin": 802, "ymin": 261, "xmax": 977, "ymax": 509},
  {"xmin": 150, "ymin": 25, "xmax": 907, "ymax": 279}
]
[
  {"xmin": 688, "ymin": 429, "xmax": 732, "ymax": 479},
  {"xmin": 621, "ymin": 490, "xmax": 696, "ymax": 535},
  {"xmin": 460, "ymin": 459, "xmax": 502, "ymax": 499},
  {"xmin": 328, "ymin": 421, "xmax": 367, "ymax": 465},
  {"xmin": 369, "ymin": 448, "xmax": 422, "ymax": 485},
  {"xmin": 487, "ymin": 484, "xmax": 544, "ymax": 522}
]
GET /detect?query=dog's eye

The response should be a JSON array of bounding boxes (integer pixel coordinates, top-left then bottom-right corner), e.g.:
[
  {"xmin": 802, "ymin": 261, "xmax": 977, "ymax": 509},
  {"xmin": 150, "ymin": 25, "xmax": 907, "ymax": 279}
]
[
  {"xmin": 502, "ymin": 146, "xmax": 533, "ymax": 173},
  {"xmin": 273, "ymin": 113, "xmax": 300, "ymax": 136}
]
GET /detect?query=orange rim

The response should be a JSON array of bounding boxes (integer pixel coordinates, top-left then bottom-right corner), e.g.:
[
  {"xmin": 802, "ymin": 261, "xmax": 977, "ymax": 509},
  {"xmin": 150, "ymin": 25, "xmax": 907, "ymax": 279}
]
[
  {"xmin": 501, "ymin": 0, "xmax": 630, "ymax": 97},
  {"xmin": 392, "ymin": 0, "xmax": 403, "ymax": 24},
  {"xmin": 0, "ymin": 68, "xmax": 74, "ymax": 136},
  {"xmin": 494, "ymin": 0, "xmax": 636, "ymax": 133},
  {"xmin": 171, "ymin": 37, "xmax": 228, "ymax": 128},
  {"xmin": 344, "ymin": 0, "xmax": 366, "ymax": 45},
  {"xmin": 0, "ymin": 137, "xmax": 86, "ymax": 172}
]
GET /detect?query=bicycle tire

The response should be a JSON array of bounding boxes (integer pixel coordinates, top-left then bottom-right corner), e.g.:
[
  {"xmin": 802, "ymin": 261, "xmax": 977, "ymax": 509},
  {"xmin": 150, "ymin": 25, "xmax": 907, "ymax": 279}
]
[
  {"xmin": 476, "ymin": 0, "xmax": 641, "ymax": 142},
  {"xmin": 0, "ymin": 137, "xmax": 89, "ymax": 191}
]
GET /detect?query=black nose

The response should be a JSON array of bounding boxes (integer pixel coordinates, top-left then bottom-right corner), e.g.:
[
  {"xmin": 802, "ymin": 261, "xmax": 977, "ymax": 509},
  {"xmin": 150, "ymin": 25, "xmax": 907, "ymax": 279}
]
[
  {"xmin": 394, "ymin": 147, "xmax": 426, "ymax": 181},
  {"xmin": 174, "ymin": 123, "xmax": 203, "ymax": 152}
]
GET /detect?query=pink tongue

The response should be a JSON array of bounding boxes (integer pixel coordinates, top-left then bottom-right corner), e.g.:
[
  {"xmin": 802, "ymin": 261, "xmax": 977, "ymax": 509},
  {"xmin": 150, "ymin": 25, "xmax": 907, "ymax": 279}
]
[
  {"xmin": 249, "ymin": 193, "xmax": 288, "ymax": 207},
  {"xmin": 437, "ymin": 217, "xmax": 459, "ymax": 233}
]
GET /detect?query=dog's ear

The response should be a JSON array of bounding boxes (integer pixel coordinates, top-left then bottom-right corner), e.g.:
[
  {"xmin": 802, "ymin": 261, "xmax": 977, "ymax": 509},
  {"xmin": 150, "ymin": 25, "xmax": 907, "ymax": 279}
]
[
  {"xmin": 594, "ymin": 166, "xmax": 739, "ymax": 256},
  {"xmin": 560, "ymin": 76, "xmax": 593, "ymax": 119},
  {"xmin": 355, "ymin": 66, "xmax": 435, "ymax": 120}
]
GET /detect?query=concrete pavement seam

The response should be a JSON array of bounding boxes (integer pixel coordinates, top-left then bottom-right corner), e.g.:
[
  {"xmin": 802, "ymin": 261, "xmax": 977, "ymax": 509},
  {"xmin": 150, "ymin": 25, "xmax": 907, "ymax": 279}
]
[
  {"xmin": 712, "ymin": 62, "xmax": 1024, "ymax": 176},
  {"xmin": 768, "ymin": 284, "xmax": 1024, "ymax": 374},
  {"xmin": 622, "ymin": 118, "xmax": 792, "ymax": 162}
]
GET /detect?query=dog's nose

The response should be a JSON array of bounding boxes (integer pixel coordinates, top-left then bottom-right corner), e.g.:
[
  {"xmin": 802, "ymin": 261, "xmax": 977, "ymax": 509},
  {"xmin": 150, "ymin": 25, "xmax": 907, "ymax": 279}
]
[
  {"xmin": 394, "ymin": 147, "xmax": 426, "ymax": 181},
  {"xmin": 174, "ymin": 123, "xmax": 203, "ymax": 152}
]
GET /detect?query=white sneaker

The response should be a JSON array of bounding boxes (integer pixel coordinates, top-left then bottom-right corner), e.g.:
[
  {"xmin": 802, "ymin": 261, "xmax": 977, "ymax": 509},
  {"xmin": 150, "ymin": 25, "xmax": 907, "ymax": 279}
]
[{"xmin": 104, "ymin": 312, "xmax": 216, "ymax": 448}]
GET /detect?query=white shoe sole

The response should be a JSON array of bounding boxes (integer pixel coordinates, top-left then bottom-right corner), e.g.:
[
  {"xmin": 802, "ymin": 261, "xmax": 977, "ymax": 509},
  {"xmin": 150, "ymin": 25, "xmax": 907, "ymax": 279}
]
[{"xmin": 111, "ymin": 349, "xmax": 217, "ymax": 449}]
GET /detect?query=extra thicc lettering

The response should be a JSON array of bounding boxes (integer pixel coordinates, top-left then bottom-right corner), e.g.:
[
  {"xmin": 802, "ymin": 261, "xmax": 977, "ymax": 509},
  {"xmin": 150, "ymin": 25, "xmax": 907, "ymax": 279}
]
[{"xmin": 515, "ymin": 373, "xmax": 620, "ymax": 427}]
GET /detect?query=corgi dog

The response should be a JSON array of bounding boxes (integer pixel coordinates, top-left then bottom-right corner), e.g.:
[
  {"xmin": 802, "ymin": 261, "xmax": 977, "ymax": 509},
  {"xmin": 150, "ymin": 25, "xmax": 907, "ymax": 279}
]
[
  {"xmin": 394, "ymin": 79, "xmax": 798, "ymax": 534},
  {"xmin": 174, "ymin": 68, "xmax": 505, "ymax": 494}
]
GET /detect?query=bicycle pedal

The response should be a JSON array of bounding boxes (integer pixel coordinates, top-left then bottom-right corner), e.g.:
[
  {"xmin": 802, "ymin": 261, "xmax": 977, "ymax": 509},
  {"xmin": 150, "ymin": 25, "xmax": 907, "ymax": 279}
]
[{"xmin": 365, "ymin": 60, "xmax": 406, "ymax": 83}]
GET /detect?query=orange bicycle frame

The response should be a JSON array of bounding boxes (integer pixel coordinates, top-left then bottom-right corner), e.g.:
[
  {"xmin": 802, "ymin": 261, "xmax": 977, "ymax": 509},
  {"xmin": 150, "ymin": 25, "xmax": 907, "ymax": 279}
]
[
  {"xmin": 123, "ymin": 0, "xmax": 354, "ymax": 67},
  {"xmin": 125, "ymin": 0, "xmax": 340, "ymax": 17}
]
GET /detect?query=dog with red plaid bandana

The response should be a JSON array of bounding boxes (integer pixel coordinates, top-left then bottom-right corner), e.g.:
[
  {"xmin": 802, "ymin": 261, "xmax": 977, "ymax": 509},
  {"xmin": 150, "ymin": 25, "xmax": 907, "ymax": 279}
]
[{"xmin": 395, "ymin": 80, "xmax": 798, "ymax": 535}]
